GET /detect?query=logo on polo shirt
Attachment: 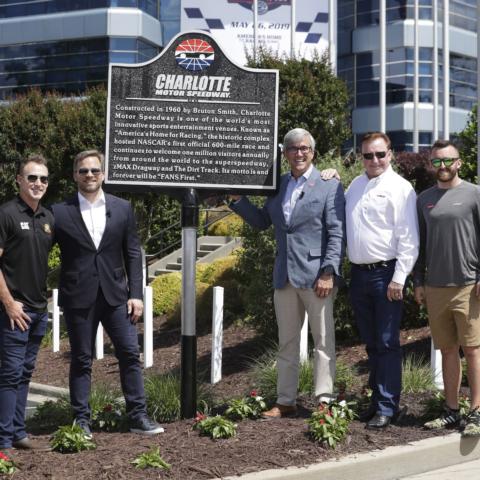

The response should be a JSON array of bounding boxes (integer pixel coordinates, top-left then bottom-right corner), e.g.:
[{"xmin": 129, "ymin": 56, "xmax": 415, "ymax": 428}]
[
  {"xmin": 20, "ymin": 222, "xmax": 29, "ymax": 230},
  {"xmin": 43, "ymin": 223, "xmax": 52, "ymax": 234}
]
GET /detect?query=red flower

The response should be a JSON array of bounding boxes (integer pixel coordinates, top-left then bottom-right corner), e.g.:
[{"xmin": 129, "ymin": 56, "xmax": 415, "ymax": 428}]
[
  {"xmin": 0, "ymin": 452, "xmax": 10, "ymax": 461},
  {"xmin": 103, "ymin": 404, "xmax": 113, "ymax": 412},
  {"xmin": 250, "ymin": 390, "xmax": 258, "ymax": 398},
  {"xmin": 195, "ymin": 412, "xmax": 207, "ymax": 423},
  {"xmin": 319, "ymin": 419, "xmax": 325, "ymax": 425}
]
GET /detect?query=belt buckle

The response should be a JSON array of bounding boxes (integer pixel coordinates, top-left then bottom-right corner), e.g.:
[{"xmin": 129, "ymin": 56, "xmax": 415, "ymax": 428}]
[{"xmin": 367, "ymin": 263, "xmax": 375, "ymax": 271}]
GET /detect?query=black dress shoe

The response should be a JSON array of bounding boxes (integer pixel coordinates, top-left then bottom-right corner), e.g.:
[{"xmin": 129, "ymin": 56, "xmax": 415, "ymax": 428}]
[
  {"xmin": 358, "ymin": 406, "xmax": 377, "ymax": 423},
  {"xmin": 366, "ymin": 413, "xmax": 391, "ymax": 430}
]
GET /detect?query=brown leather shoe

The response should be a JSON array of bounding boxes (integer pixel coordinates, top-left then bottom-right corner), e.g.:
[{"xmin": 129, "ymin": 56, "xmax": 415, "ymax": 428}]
[
  {"xmin": 12, "ymin": 437, "xmax": 52, "ymax": 451},
  {"xmin": 261, "ymin": 403, "xmax": 297, "ymax": 419}
]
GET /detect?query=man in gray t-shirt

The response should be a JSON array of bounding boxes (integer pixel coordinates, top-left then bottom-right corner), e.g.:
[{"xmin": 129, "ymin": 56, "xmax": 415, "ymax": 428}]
[{"xmin": 414, "ymin": 139, "xmax": 480, "ymax": 437}]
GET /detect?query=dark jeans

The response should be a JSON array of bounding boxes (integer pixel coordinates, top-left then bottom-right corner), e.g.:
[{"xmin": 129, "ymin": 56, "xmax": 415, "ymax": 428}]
[
  {"xmin": 64, "ymin": 290, "xmax": 146, "ymax": 422},
  {"xmin": 350, "ymin": 263, "xmax": 403, "ymax": 417},
  {"xmin": 0, "ymin": 310, "xmax": 47, "ymax": 448}
]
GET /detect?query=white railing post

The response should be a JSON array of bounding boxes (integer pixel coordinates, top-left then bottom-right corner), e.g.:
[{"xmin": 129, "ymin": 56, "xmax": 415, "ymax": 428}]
[
  {"xmin": 430, "ymin": 338, "xmax": 444, "ymax": 389},
  {"xmin": 52, "ymin": 288, "xmax": 60, "ymax": 353},
  {"xmin": 300, "ymin": 312, "xmax": 308, "ymax": 363},
  {"xmin": 211, "ymin": 286, "xmax": 224, "ymax": 384},
  {"xmin": 143, "ymin": 285, "xmax": 153, "ymax": 368},
  {"xmin": 95, "ymin": 323, "xmax": 104, "ymax": 360}
]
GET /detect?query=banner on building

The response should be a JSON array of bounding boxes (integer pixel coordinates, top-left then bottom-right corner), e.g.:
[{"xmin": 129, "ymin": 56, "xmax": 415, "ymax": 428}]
[{"xmin": 180, "ymin": 0, "xmax": 329, "ymax": 65}]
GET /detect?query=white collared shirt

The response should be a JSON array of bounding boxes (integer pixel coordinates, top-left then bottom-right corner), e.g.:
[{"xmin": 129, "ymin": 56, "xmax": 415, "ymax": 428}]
[
  {"xmin": 78, "ymin": 191, "xmax": 106, "ymax": 249},
  {"xmin": 282, "ymin": 164, "xmax": 313, "ymax": 225},
  {"xmin": 345, "ymin": 166, "xmax": 419, "ymax": 285}
]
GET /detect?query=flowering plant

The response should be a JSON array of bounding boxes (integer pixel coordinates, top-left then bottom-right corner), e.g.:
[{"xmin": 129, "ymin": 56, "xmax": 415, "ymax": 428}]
[
  {"xmin": 0, "ymin": 451, "xmax": 17, "ymax": 475},
  {"xmin": 193, "ymin": 414, "xmax": 237, "ymax": 439},
  {"xmin": 225, "ymin": 390, "xmax": 267, "ymax": 420},
  {"xmin": 91, "ymin": 402, "xmax": 126, "ymax": 432},
  {"xmin": 307, "ymin": 401, "xmax": 355, "ymax": 448}
]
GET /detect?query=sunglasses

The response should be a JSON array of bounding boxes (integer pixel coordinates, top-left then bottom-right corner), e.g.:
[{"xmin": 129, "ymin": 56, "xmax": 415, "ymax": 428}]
[
  {"xmin": 77, "ymin": 168, "xmax": 102, "ymax": 175},
  {"xmin": 25, "ymin": 174, "xmax": 49, "ymax": 184},
  {"xmin": 362, "ymin": 151, "xmax": 389, "ymax": 160},
  {"xmin": 431, "ymin": 157, "xmax": 458, "ymax": 168},
  {"xmin": 286, "ymin": 145, "xmax": 312, "ymax": 154}
]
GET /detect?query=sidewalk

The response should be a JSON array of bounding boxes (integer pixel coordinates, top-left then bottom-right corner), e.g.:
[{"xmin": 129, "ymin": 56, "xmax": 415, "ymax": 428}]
[{"xmin": 400, "ymin": 458, "xmax": 480, "ymax": 480}]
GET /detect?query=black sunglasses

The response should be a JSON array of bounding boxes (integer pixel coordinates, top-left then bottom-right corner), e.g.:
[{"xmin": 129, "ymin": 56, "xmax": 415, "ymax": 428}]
[
  {"xmin": 26, "ymin": 174, "xmax": 49, "ymax": 184},
  {"xmin": 77, "ymin": 168, "xmax": 102, "ymax": 175},
  {"xmin": 431, "ymin": 157, "xmax": 458, "ymax": 168},
  {"xmin": 362, "ymin": 151, "xmax": 389, "ymax": 160}
]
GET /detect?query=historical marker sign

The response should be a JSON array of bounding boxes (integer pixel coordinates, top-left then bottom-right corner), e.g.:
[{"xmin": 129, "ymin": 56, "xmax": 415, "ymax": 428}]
[{"xmin": 105, "ymin": 31, "xmax": 279, "ymax": 193}]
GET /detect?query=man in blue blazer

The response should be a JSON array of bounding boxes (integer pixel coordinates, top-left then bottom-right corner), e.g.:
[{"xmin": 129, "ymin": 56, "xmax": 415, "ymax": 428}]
[
  {"xmin": 52, "ymin": 150, "xmax": 163, "ymax": 437},
  {"xmin": 230, "ymin": 128, "xmax": 345, "ymax": 418}
]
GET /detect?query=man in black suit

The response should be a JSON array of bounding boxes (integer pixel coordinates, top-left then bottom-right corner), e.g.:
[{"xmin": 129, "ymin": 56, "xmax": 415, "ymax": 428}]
[{"xmin": 52, "ymin": 150, "xmax": 163, "ymax": 437}]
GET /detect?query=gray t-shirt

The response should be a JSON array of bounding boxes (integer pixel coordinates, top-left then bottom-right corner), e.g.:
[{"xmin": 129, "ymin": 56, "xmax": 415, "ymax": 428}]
[{"xmin": 414, "ymin": 181, "xmax": 480, "ymax": 287}]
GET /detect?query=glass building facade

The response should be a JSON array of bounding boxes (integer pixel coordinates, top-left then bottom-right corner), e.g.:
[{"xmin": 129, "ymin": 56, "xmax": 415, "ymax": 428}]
[
  {"xmin": 338, "ymin": 0, "xmax": 478, "ymax": 151},
  {"xmin": 0, "ymin": 0, "xmax": 181, "ymax": 100}
]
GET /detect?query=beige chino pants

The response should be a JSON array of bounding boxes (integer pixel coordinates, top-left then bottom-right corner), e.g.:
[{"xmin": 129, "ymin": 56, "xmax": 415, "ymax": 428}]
[{"xmin": 274, "ymin": 283, "xmax": 336, "ymax": 406}]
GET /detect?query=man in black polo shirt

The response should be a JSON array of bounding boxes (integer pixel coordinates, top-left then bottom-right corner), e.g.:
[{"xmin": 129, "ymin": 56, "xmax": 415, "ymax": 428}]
[{"xmin": 0, "ymin": 154, "xmax": 53, "ymax": 452}]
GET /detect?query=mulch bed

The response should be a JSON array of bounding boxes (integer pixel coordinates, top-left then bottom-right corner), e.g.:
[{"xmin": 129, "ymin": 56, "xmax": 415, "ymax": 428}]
[{"xmin": 10, "ymin": 321, "xmax": 447, "ymax": 479}]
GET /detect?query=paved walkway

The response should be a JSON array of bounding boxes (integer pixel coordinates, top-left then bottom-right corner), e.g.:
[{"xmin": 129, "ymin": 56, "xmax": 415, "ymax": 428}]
[{"xmin": 400, "ymin": 458, "xmax": 480, "ymax": 480}]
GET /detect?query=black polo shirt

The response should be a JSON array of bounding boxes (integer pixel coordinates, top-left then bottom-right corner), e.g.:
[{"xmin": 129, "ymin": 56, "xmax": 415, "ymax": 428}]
[{"xmin": 0, "ymin": 196, "xmax": 54, "ymax": 312}]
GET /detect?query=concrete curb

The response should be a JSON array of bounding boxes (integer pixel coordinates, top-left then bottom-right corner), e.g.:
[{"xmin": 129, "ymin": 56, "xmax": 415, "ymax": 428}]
[
  {"xmin": 223, "ymin": 433, "xmax": 480, "ymax": 480},
  {"xmin": 29, "ymin": 382, "xmax": 69, "ymax": 399}
]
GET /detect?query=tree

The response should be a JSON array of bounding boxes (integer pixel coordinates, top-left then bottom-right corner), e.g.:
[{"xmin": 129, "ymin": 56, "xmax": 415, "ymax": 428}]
[
  {"xmin": 457, "ymin": 104, "xmax": 478, "ymax": 184},
  {"xmin": 248, "ymin": 49, "xmax": 351, "ymax": 155}
]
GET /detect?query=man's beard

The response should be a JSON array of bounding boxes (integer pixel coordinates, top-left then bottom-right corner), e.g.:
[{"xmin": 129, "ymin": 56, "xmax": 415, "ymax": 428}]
[{"xmin": 436, "ymin": 168, "xmax": 457, "ymax": 183}]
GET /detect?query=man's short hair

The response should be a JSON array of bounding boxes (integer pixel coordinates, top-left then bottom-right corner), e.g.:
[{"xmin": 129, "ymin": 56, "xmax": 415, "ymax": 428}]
[
  {"xmin": 16, "ymin": 153, "xmax": 48, "ymax": 176},
  {"xmin": 361, "ymin": 132, "xmax": 392, "ymax": 150},
  {"xmin": 283, "ymin": 128, "xmax": 315, "ymax": 152},
  {"xmin": 73, "ymin": 150, "xmax": 104, "ymax": 172},
  {"xmin": 431, "ymin": 139, "xmax": 459, "ymax": 153}
]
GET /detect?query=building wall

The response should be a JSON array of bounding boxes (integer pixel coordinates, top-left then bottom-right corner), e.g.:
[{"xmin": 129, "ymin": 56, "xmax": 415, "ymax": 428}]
[
  {"xmin": 0, "ymin": 1, "xmax": 181, "ymax": 100},
  {"xmin": 338, "ymin": 0, "xmax": 478, "ymax": 151}
]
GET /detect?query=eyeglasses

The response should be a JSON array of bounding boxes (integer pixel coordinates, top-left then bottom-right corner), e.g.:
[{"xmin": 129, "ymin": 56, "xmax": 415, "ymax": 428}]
[
  {"xmin": 25, "ymin": 175, "xmax": 49, "ymax": 184},
  {"xmin": 362, "ymin": 151, "xmax": 389, "ymax": 160},
  {"xmin": 77, "ymin": 168, "xmax": 102, "ymax": 175},
  {"xmin": 431, "ymin": 157, "xmax": 458, "ymax": 168},
  {"xmin": 286, "ymin": 145, "xmax": 312, "ymax": 154}
]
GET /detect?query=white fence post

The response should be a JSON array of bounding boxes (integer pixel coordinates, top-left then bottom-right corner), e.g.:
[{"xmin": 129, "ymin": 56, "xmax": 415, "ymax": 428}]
[
  {"xmin": 52, "ymin": 288, "xmax": 60, "ymax": 353},
  {"xmin": 300, "ymin": 312, "xmax": 308, "ymax": 362},
  {"xmin": 143, "ymin": 285, "xmax": 153, "ymax": 368},
  {"xmin": 430, "ymin": 338, "xmax": 444, "ymax": 389},
  {"xmin": 211, "ymin": 286, "xmax": 224, "ymax": 384},
  {"xmin": 95, "ymin": 323, "xmax": 104, "ymax": 360}
]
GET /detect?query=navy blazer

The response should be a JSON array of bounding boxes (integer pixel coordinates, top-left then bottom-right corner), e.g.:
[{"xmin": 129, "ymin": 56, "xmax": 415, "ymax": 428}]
[
  {"xmin": 52, "ymin": 193, "xmax": 143, "ymax": 309},
  {"xmin": 231, "ymin": 167, "xmax": 345, "ymax": 289}
]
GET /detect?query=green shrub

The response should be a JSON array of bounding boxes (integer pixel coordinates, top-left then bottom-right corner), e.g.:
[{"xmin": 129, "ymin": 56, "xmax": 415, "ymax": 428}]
[
  {"xmin": 151, "ymin": 272, "xmax": 181, "ymax": 317},
  {"xmin": 193, "ymin": 414, "xmax": 237, "ymax": 439},
  {"xmin": 131, "ymin": 447, "xmax": 171, "ymax": 470},
  {"xmin": 89, "ymin": 384, "xmax": 126, "ymax": 432},
  {"xmin": 335, "ymin": 359, "xmax": 359, "ymax": 393},
  {"xmin": 144, "ymin": 372, "xmax": 212, "ymax": 423},
  {"xmin": 51, "ymin": 424, "xmax": 96, "ymax": 453},
  {"xmin": 26, "ymin": 396, "xmax": 73, "ymax": 432},
  {"xmin": 307, "ymin": 401, "xmax": 355, "ymax": 448},
  {"xmin": 402, "ymin": 354, "xmax": 436, "ymax": 394},
  {"xmin": 225, "ymin": 391, "xmax": 267, "ymax": 420},
  {"xmin": 207, "ymin": 213, "xmax": 243, "ymax": 236}
]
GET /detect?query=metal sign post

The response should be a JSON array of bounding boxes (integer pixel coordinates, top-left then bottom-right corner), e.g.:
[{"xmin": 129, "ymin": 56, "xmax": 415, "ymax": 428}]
[{"xmin": 180, "ymin": 188, "xmax": 199, "ymax": 418}]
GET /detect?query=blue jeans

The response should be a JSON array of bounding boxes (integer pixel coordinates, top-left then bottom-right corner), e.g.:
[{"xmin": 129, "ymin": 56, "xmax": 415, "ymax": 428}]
[
  {"xmin": 64, "ymin": 289, "xmax": 147, "ymax": 422},
  {"xmin": 0, "ymin": 310, "xmax": 47, "ymax": 448},
  {"xmin": 350, "ymin": 263, "xmax": 403, "ymax": 417}
]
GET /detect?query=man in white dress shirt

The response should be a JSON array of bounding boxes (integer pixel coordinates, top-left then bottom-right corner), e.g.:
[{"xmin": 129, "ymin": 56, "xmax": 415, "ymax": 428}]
[{"xmin": 346, "ymin": 132, "xmax": 419, "ymax": 429}]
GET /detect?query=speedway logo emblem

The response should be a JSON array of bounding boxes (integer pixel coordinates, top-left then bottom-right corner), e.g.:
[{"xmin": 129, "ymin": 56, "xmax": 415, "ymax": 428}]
[
  {"xmin": 175, "ymin": 39, "xmax": 214, "ymax": 71},
  {"xmin": 228, "ymin": 0, "xmax": 290, "ymax": 15}
]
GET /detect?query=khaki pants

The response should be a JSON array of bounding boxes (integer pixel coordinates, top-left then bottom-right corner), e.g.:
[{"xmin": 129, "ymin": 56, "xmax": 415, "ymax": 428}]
[{"xmin": 274, "ymin": 283, "xmax": 336, "ymax": 406}]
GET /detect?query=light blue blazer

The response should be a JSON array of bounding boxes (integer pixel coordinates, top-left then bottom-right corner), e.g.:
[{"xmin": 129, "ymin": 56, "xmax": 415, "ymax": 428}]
[{"xmin": 231, "ymin": 167, "xmax": 345, "ymax": 289}]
